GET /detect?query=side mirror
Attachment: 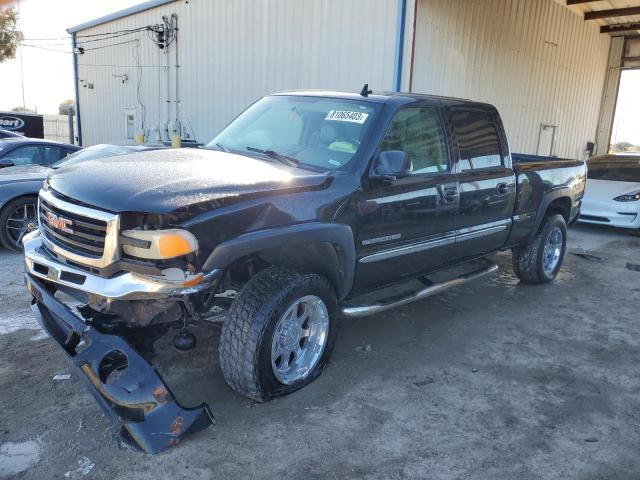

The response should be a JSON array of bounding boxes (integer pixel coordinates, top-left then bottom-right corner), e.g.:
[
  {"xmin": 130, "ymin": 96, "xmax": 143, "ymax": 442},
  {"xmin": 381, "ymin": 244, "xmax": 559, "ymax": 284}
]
[
  {"xmin": 371, "ymin": 150, "xmax": 412, "ymax": 182},
  {"xmin": 0, "ymin": 159, "xmax": 15, "ymax": 169}
]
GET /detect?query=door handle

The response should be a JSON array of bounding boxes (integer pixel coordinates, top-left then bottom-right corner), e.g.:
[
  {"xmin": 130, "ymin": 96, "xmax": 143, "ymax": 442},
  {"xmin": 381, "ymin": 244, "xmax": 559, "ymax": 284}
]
[
  {"xmin": 496, "ymin": 183, "xmax": 511, "ymax": 195},
  {"xmin": 438, "ymin": 185, "xmax": 459, "ymax": 203}
]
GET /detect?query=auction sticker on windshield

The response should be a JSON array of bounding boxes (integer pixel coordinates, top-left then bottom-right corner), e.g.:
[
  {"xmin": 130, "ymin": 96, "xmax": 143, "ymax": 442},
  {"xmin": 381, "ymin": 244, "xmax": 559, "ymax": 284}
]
[{"xmin": 325, "ymin": 110, "xmax": 369, "ymax": 124}]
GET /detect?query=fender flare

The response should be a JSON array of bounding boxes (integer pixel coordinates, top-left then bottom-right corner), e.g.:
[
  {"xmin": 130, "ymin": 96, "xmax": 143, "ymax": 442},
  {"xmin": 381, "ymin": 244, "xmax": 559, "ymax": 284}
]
[
  {"xmin": 528, "ymin": 187, "xmax": 573, "ymax": 242},
  {"xmin": 202, "ymin": 223, "xmax": 356, "ymax": 299}
]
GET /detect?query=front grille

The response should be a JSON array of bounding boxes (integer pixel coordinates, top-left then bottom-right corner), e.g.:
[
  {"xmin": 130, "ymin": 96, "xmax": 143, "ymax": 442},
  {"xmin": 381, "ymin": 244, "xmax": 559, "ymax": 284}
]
[
  {"xmin": 40, "ymin": 198, "xmax": 107, "ymax": 257},
  {"xmin": 37, "ymin": 189, "xmax": 120, "ymax": 269}
]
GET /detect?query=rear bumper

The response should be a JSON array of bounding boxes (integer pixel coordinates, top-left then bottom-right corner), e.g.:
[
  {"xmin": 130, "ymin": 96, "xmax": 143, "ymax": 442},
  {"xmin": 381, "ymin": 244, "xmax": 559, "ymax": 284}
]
[{"xmin": 26, "ymin": 273, "xmax": 214, "ymax": 453}]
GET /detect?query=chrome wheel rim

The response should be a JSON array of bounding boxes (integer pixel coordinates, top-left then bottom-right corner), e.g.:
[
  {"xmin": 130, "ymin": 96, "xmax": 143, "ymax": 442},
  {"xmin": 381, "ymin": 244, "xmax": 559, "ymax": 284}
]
[
  {"xmin": 543, "ymin": 226, "xmax": 563, "ymax": 276},
  {"xmin": 271, "ymin": 295, "xmax": 329, "ymax": 385},
  {"xmin": 5, "ymin": 202, "xmax": 37, "ymax": 248}
]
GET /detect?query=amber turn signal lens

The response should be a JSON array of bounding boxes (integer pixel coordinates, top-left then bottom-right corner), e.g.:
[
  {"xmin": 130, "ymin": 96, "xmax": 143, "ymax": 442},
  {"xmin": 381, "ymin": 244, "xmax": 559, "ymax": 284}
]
[
  {"xmin": 181, "ymin": 273, "xmax": 204, "ymax": 287},
  {"xmin": 158, "ymin": 234, "xmax": 195, "ymax": 258}
]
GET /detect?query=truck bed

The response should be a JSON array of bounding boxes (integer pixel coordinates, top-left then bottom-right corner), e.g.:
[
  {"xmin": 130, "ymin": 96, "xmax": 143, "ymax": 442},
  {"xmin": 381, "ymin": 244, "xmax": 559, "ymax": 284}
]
[{"xmin": 507, "ymin": 154, "xmax": 587, "ymax": 246}]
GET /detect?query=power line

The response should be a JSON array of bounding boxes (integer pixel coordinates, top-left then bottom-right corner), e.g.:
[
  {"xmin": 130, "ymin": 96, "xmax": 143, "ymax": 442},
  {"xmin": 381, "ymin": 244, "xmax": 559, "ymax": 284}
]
[
  {"xmin": 23, "ymin": 30, "xmax": 148, "ymax": 47},
  {"xmin": 20, "ymin": 43, "xmax": 72, "ymax": 53},
  {"xmin": 77, "ymin": 63, "xmax": 165, "ymax": 68},
  {"xmin": 21, "ymin": 26, "xmax": 150, "ymax": 42},
  {"xmin": 82, "ymin": 39, "xmax": 140, "ymax": 52}
]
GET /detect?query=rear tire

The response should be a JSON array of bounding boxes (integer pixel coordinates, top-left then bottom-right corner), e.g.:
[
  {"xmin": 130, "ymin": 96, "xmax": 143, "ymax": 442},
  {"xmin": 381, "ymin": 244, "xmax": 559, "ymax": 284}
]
[
  {"xmin": 512, "ymin": 214, "xmax": 567, "ymax": 284},
  {"xmin": 219, "ymin": 265, "xmax": 338, "ymax": 402},
  {"xmin": 0, "ymin": 196, "xmax": 38, "ymax": 252}
]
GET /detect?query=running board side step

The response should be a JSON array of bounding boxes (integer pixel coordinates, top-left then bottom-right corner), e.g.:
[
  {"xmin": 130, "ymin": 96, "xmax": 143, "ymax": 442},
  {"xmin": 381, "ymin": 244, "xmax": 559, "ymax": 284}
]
[{"xmin": 341, "ymin": 261, "xmax": 498, "ymax": 318}]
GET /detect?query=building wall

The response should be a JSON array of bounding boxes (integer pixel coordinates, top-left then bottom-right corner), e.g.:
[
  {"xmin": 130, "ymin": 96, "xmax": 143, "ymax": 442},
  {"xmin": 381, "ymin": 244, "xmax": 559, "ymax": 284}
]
[
  {"xmin": 75, "ymin": 0, "xmax": 611, "ymax": 159},
  {"xmin": 409, "ymin": 0, "xmax": 611, "ymax": 158},
  {"xmin": 75, "ymin": 0, "xmax": 399, "ymax": 146}
]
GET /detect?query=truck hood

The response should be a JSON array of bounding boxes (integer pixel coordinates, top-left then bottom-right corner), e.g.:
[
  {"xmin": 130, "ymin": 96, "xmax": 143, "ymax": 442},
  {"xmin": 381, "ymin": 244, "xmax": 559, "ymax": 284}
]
[
  {"xmin": 47, "ymin": 148, "xmax": 331, "ymax": 214},
  {"xmin": 0, "ymin": 164, "xmax": 50, "ymax": 185}
]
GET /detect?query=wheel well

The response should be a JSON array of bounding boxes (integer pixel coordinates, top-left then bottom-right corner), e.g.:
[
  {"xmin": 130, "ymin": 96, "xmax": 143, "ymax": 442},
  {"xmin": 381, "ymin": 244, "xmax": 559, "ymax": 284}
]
[
  {"xmin": 1, "ymin": 194, "xmax": 38, "ymax": 212},
  {"xmin": 545, "ymin": 196, "xmax": 571, "ymax": 223},
  {"xmin": 222, "ymin": 242, "xmax": 346, "ymax": 298}
]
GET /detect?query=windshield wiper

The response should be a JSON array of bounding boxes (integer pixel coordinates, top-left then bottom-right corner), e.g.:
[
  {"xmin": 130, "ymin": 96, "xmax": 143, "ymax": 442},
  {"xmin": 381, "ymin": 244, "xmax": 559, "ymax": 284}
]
[
  {"xmin": 246, "ymin": 146, "xmax": 299, "ymax": 167},
  {"xmin": 214, "ymin": 142, "xmax": 229, "ymax": 152}
]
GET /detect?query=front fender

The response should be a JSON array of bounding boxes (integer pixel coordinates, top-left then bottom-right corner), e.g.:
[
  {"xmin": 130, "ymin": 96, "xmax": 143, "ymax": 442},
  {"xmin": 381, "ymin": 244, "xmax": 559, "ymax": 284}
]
[{"xmin": 202, "ymin": 223, "xmax": 355, "ymax": 299}]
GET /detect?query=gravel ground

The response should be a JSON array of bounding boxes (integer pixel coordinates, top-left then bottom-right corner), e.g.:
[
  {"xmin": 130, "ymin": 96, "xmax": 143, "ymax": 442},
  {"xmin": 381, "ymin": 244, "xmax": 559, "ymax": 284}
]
[{"xmin": 1, "ymin": 223, "xmax": 640, "ymax": 479}]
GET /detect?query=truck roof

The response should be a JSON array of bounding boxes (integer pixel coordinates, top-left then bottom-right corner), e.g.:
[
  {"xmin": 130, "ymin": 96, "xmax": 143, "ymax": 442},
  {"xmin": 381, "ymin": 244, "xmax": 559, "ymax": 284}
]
[{"xmin": 272, "ymin": 89, "xmax": 495, "ymax": 109}]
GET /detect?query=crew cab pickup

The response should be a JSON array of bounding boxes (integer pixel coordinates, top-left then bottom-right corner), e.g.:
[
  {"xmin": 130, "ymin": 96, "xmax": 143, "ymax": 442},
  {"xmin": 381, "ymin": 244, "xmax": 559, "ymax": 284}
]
[{"xmin": 23, "ymin": 90, "xmax": 586, "ymax": 453}]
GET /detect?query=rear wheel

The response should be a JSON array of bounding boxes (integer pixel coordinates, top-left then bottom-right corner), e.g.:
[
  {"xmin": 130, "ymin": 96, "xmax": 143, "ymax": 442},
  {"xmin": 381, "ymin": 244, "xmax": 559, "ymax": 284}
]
[
  {"xmin": 0, "ymin": 196, "xmax": 38, "ymax": 251},
  {"xmin": 219, "ymin": 265, "xmax": 338, "ymax": 401},
  {"xmin": 512, "ymin": 214, "xmax": 567, "ymax": 284}
]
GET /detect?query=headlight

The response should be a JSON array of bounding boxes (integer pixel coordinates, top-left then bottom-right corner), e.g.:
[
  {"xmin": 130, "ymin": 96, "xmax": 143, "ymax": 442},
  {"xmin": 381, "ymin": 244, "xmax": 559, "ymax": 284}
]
[
  {"xmin": 121, "ymin": 228, "xmax": 198, "ymax": 259},
  {"xmin": 613, "ymin": 191, "xmax": 640, "ymax": 202}
]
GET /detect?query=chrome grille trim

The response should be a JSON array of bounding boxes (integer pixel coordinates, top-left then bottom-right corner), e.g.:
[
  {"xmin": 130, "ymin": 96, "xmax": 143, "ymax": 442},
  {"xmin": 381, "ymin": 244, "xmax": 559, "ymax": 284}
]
[{"xmin": 38, "ymin": 189, "xmax": 120, "ymax": 268}]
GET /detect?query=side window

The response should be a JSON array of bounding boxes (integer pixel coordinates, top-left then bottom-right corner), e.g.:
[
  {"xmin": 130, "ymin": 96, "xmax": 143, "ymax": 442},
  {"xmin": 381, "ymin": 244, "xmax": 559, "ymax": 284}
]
[
  {"xmin": 2, "ymin": 146, "xmax": 42, "ymax": 166},
  {"xmin": 42, "ymin": 147, "xmax": 65, "ymax": 165},
  {"xmin": 451, "ymin": 109, "xmax": 502, "ymax": 171},
  {"xmin": 381, "ymin": 107, "xmax": 448, "ymax": 175}
]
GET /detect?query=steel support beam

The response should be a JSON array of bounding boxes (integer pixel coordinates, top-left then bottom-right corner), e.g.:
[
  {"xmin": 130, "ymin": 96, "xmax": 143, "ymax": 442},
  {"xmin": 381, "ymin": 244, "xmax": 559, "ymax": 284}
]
[
  {"xmin": 585, "ymin": 7, "xmax": 640, "ymax": 21},
  {"xmin": 600, "ymin": 23, "xmax": 640, "ymax": 34}
]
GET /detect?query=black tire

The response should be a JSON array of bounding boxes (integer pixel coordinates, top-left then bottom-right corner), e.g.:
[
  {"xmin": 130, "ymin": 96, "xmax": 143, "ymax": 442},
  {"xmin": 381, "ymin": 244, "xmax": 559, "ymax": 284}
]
[
  {"xmin": 0, "ymin": 196, "xmax": 38, "ymax": 252},
  {"xmin": 512, "ymin": 214, "xmax": 567, "ymax": 284},
  {"xmin": 219, "ymin": 265, "xmax": 338, "ymax": 402}
]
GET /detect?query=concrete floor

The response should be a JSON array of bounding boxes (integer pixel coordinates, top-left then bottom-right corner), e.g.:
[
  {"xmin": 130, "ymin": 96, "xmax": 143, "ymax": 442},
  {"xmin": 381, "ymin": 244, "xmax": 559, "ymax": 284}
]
[{"xmin": 1, "ymin": 223, "xmax": 639, "ymax": 479}]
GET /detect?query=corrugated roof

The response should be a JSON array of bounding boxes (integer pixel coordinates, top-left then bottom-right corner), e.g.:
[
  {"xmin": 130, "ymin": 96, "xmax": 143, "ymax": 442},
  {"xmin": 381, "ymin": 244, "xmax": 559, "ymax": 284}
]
[
  {"xmin": 67, "ymin": 0, "xmax": 177, "ymax": 33},
  {"xmin": 561, "ymin": 0, "xmax": 640, "ymax": 36}
]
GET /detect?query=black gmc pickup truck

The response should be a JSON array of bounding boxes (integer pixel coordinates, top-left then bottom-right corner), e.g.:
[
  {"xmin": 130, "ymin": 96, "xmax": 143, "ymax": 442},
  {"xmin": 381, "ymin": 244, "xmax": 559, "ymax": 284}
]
[{"xmin": 23, "ymin": 90, "xmax": 586, "ymax": 453}]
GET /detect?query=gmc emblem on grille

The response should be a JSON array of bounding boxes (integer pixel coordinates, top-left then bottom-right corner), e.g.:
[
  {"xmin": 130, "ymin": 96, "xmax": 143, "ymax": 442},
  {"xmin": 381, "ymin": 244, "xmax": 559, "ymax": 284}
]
[{"xmin": 46, "ymin": 211, "xmax": 74, "ymax": 234}]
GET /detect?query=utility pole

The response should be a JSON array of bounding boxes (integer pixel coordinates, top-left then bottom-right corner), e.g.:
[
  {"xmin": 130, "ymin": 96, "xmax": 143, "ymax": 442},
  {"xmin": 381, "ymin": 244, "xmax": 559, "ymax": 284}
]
[{"xmin": 17, "ymin": 0, "xmax": 26, "ymax": 109}]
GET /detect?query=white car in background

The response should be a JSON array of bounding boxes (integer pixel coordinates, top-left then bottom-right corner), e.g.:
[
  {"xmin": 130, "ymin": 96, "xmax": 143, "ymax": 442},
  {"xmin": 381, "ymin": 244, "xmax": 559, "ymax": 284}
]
[{"xmin": 580, "ymin": 154, "xmax": 640, "ymax": 231}]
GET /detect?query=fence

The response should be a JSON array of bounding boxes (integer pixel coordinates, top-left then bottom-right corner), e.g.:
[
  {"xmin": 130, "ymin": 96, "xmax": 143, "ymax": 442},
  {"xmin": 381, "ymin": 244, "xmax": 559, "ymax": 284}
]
[{"xmin": 43, "ymin": 114, "xmax": 78, "ymax": 144}]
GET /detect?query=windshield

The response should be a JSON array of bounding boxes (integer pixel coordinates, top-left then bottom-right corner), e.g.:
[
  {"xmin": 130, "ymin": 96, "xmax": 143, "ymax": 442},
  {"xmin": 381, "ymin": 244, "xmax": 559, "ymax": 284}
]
[
  {"xmin": 52, "ymin": 144, "xmax": 148, "ymax": 168},
  {"xmin": 587, "ymin": 156, "xmax": 640, "ymax": 182},
  {"xmin": 207, "ymin": 95, "xmax": 380, "ymax": 171}
]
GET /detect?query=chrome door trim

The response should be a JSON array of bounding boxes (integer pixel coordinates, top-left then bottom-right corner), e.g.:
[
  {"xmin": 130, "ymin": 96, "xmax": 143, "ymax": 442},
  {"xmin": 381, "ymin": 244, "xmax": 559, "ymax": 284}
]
[
  {"xmin": 358, "ymin": 218, "xmax": 512, "ymax": 264},
  {"xmin": 359, "ymin": 234, "xmax": 455, "ymax": 264},
  {"xmin": 456, "ymin": 218, "xmax": 511, "ymax": 242}
]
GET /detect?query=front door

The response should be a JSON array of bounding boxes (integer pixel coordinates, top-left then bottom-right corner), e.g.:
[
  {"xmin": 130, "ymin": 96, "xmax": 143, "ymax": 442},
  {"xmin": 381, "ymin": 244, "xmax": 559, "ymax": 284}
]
[
  {"xmin": 353, "ymin": 104, "xmax": 459, "ymax": 290},
  {"xmin": 449, "ymin": 107, "xmax": 516, "ymax": 258}
]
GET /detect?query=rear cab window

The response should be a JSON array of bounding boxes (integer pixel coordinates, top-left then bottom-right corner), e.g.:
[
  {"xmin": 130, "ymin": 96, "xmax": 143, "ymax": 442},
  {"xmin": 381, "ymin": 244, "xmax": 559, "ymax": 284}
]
[{"xmin": 451, "ymin": 109, "xmax": 504, "ymax": 171}]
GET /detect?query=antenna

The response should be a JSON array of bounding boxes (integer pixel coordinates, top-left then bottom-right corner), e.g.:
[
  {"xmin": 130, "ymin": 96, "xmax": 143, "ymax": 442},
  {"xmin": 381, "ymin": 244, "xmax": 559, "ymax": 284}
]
[{"xmin": 360, "ymin": 83, "xmax": 373, "ymax": 97}]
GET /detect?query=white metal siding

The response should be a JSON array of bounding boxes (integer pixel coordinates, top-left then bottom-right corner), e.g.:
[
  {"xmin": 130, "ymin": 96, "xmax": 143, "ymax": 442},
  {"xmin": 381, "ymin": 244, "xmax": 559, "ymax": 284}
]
[
  {"xmin": 75, "ymin": 0, "xmax": 398, "ymax": 146},
  {"xmin": 410, "ymin": 0, "xmax": 612, "ymax": 158}
]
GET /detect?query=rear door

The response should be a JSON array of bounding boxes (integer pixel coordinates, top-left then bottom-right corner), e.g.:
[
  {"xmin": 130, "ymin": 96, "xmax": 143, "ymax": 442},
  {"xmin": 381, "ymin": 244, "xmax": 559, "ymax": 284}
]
[
  {"xmin": 353, "ymin": 102, "xmax": 459, "ymax": 289},
  {"xmin": 449, "ymin": 107, "xmax": 516, "ymax": 258}
]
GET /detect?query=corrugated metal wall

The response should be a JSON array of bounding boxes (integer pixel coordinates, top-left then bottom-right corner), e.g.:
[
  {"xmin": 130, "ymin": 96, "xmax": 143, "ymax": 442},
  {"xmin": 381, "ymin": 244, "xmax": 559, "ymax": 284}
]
[
  {"xmin": 75, "ymin": 0, "xmax": 398, "ymax": 146},
  {"xmin": 410, "ymin": 0, "xmax": 612, "ymax": 158},
  {"xmin": 76, "ymin": 0, "xmax": 612, "ymax": 159}
]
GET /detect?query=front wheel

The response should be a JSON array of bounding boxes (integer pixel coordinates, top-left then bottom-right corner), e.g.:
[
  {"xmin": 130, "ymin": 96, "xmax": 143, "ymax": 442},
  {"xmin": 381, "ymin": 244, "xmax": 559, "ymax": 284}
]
[
  {"xmin": 0, "ymin": 196, "xmax": 38, "ymax": 251},
  {"xmin": 512, "ymin": 214, "xmax": 567, "ymax": 284},
  {"xmin": 219, "ymin": 266, "xmax": 338, "ymax": 402}
]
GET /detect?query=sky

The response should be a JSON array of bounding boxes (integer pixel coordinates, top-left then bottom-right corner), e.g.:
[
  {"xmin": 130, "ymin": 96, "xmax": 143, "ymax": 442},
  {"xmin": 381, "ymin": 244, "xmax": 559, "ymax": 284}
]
[
  {"xmin": 0, "ymin": 0, "xmax": 140, "ymax": 114},
  {"xmin": 611, "ymin": 70, "xmax": 640, "ymax": 146}
]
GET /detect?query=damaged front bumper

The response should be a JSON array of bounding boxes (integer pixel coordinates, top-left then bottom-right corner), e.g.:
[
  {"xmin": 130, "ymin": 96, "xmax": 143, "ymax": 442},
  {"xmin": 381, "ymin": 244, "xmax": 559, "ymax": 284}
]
[
  {"xmin": 26, "ymin": 273, "xmax": 214, "ymax": 454},
  {"xmin": 23, "ymin": 232, "xmax": 221, "ymax": 302}
]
